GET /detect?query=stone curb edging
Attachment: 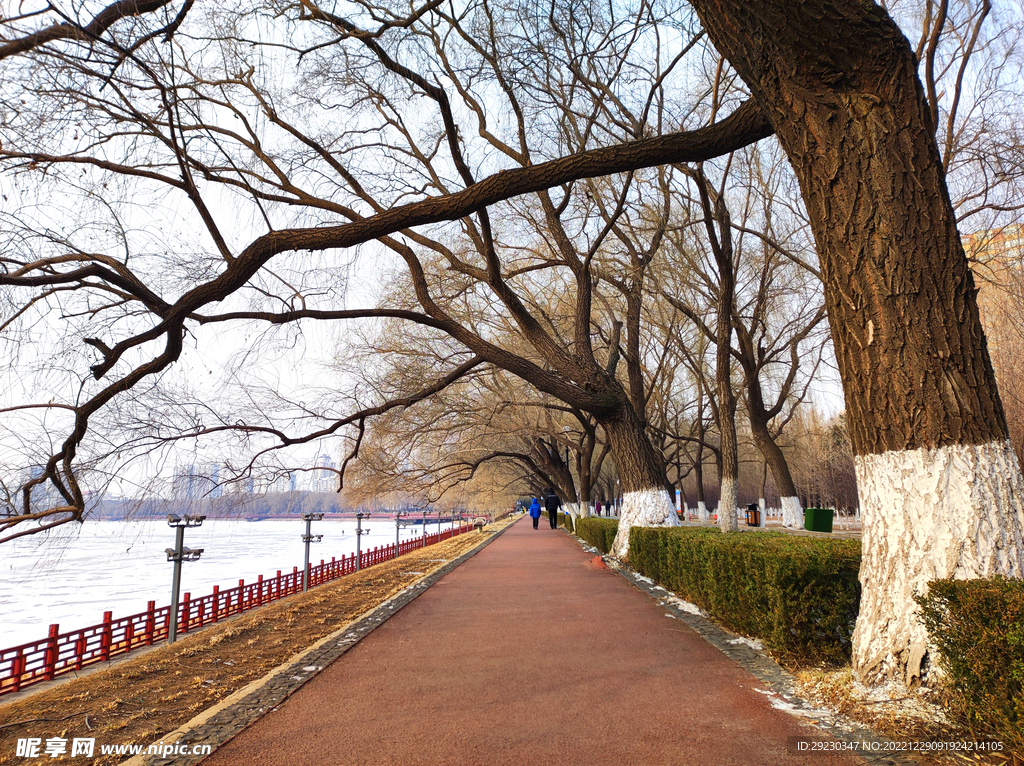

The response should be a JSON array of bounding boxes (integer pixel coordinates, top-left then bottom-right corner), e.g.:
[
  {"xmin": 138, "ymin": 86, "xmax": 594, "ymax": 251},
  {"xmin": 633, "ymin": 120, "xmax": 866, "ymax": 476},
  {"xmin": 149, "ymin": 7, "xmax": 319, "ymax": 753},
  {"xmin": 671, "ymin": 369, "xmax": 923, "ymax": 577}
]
[
  {"xmin": 567, "ymin": 533, "xmax": 920, "ymax": 766},
  {"xmin": 121, "ymin": 525, "xmax": 512, "ymax": 766}
]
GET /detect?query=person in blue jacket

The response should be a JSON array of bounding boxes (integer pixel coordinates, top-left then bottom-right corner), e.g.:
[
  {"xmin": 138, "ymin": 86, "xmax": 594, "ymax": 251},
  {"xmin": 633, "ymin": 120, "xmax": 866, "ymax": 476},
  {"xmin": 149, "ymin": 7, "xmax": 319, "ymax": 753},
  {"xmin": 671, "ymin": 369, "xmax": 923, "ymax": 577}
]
[{"xmin": 529, "ymin": 497, "xmax": 542, "ymax": 529}]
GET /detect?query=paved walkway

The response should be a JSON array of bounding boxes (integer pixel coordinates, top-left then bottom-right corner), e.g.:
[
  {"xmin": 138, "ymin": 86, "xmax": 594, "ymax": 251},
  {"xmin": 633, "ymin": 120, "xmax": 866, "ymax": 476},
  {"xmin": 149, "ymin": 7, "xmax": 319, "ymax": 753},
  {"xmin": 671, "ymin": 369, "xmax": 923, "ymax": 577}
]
[{"xmin": 202, "ymin": 517, "xmax": 860, "ymax": 766}]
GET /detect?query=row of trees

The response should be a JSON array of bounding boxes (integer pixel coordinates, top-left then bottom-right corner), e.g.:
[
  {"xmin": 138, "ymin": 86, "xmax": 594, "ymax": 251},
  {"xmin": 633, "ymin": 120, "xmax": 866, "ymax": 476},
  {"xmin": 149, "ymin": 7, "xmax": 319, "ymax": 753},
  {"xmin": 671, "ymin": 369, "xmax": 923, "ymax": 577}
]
[{"xmin": 2, "ymin": 0, "xmax": 1023, "ymax": 687}]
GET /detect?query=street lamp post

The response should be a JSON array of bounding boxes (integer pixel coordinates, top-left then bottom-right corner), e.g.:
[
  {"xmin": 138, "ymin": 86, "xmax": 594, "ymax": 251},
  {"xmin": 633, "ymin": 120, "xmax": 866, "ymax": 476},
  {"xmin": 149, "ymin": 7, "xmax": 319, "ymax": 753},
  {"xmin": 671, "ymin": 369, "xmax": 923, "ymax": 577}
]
[
  {"xmin": 301, "ymin": 513, "xmax": 324, "ymax": 592},
  {"xmin": 395, "ymin": 510, "xmax": 410, "ymax": 549},
  {"xmin": 355, "ymin": 511, "xmax": 370, "ymax": 571},
  {"xmin": 165, "ymin": 514, "xmax": 206, "ymax": 644}
]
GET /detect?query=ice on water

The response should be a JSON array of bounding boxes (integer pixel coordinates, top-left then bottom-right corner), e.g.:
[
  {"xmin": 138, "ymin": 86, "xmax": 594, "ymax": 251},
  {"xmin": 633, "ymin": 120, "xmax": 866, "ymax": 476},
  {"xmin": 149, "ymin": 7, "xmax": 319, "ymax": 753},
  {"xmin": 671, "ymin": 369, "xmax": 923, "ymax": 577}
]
[{"xmin": 0, "ymin": 518, "xmax": 424, "ymax": 648}]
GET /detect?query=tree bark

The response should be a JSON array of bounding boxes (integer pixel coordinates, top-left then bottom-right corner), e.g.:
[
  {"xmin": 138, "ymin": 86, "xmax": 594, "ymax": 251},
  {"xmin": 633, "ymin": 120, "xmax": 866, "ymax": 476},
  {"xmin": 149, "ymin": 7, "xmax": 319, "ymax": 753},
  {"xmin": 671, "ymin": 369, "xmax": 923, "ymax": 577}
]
[
  {"xmin": 748, "ymin": 410, "xmax": 802, "ymax": 528},
  {"xmin": 688, "ymin": 0, "xmax": 1024, "ymax": 684},
  {"xmin": 603, "ymin": 404, "xmax": 679, "ymax": 559}
]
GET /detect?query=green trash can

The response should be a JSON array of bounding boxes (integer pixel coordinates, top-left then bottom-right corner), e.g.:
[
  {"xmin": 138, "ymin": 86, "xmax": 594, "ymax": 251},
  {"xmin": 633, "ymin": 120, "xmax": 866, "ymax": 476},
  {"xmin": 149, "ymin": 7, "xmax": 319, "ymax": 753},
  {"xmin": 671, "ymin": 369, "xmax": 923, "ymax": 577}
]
[{"xmin": 804, "ymin": 508, "xmax": 834, "ymax": 533}]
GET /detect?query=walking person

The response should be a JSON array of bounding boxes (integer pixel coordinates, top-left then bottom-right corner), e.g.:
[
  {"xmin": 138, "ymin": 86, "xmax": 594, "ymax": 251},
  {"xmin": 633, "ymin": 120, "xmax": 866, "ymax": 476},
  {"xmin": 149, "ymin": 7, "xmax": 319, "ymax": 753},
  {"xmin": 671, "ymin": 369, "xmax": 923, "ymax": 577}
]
[
  {"xmin": 529, "ymin": 497, "xmax": 542, "ymax": 530},
  {"xmin": 544, "ymin": 488, "xmax": 561, "ymax": 529},
  {"xmin": 595, "ymin": 497, "xmax": 602, "ymax": 517}
]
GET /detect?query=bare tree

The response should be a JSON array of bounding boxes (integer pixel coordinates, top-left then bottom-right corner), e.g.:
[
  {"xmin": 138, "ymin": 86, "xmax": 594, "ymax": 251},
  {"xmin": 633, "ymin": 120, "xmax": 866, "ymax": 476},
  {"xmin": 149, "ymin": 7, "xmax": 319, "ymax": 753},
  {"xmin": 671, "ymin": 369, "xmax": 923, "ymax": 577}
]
[{"xmin": 3, "ymin": 0, "xmax": 1024, "ymax": 687}]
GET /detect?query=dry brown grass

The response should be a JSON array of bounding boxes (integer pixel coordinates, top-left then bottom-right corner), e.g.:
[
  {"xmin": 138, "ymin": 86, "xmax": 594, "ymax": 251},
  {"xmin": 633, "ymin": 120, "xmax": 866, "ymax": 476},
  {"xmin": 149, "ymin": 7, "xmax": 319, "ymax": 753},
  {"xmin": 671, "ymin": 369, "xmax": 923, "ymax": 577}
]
[
  {"xmin": 0, "ymin": 523, "xmax": 509, "ymax": 765},
  {"xmin": 794, "ymin": 668, "xmax": 1022, "ymax": 766}
]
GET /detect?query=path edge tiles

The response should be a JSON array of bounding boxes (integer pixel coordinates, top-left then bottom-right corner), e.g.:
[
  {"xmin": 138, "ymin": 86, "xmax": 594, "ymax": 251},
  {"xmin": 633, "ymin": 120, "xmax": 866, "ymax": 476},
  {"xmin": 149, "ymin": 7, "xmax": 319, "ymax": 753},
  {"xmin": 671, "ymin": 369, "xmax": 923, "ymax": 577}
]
[{"xmin": 121, "ymin": 525, "xmax": 513, "ymax": 766}]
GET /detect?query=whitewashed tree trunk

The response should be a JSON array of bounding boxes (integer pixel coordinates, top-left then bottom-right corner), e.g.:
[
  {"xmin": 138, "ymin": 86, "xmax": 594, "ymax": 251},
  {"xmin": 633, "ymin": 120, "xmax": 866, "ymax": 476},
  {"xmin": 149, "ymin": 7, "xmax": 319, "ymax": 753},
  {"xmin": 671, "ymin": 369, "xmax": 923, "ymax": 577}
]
[
  {"xmin": 718, "ymin": 477, "xmax": 738, "ymax": 532},
  {"xmin": 758, "ymin": 497, "xmax": 766, "ymax": 528},
  {"xmin": 780, "ymin": 496, "xmax": 803, "ymax": 529},
  {"xmin": 698, "ymin": 501, "xmax": 708, "ymax": 523},
  {"xmin": 610, "ymin": 488, "xmax": 679, "ymax": 559},
  {"xmin": 852, "ymin": 439, "xmax": 1024, "ymax": 685},
  {"xmin": 563, "ymin": 502, "xmax": 581, "ymax": 526}
]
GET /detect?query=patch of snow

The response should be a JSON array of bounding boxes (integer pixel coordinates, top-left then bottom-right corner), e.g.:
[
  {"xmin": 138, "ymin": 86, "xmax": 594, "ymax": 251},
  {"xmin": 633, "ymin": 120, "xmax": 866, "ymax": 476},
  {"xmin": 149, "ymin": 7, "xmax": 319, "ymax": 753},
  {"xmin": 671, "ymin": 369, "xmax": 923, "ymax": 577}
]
[
  {"xmin": 634, "ymin": 574, "xmax": 654, "ymax": 584},
  {"xmin": 664, "ymin": 613, "xmax": 677, "ymax": 619},
  {"xmin": 728, "ymin": 636, "xmax": 764, "ymax": 651},
  {"xmin": 663, "ymin": 596, "xmax": 705, "ymax": 617},
  {"xmin": 755, "ymin": 688, "xmax": 831, "ymax": 719}
]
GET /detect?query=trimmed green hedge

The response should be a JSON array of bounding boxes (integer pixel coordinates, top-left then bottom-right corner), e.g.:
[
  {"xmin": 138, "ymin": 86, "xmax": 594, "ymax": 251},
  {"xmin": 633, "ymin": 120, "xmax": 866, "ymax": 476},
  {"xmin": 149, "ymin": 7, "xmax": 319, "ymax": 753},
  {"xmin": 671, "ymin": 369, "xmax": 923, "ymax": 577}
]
[
  {"xmin": 917, "ymin": 578, "xmax": 1024, "ymax": 756},
  {"xmin": 554, "ymin": 511, "xmax": 574, "ymax": 533},
  {"xmin": 629, "ymin": 527, "xmax": 861, "ymax": 665},
  {"xmin": 574, "ymin": 518, "xmax": 618, "ymax": 553}
]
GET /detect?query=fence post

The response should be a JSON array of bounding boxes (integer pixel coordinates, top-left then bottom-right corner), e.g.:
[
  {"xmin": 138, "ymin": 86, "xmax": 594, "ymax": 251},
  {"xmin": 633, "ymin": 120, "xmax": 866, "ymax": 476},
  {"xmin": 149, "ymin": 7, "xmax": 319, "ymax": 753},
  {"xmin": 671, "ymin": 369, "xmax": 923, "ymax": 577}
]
[
  {"xmin": 180, "ymin": 593, "xmax": 190, "ymax": 634},
  {"xmin": 74, "ymin": 635, "xmax": 85, "ymax": 670},
  {"xmin": 291, "ymin": 567, "xmax": 298, "ymax": 594},
  {"xmin": 257, "ymin": 574, "xmax": 264, "ymax": 606},
  {"xmin": 125, "ymin": 621, "xmax": 135, "ymax": 654},
  {"xmin": 144, "ymin": 601, "xmax": 156, "ymax": 645},
  {"xmin": 239, "ymin": 579, "xmax": 245, "ymax": 610},
  {"xmin": 211, "ymin": 587, "xmax": 220, "ymax": 623},
  {"xmin": 100, "ymin": 611, "xmax": 112, "ymax": 660},
  {"xmin": 42, "ymin": 624, "xmax": 59, "ymax": 681},
  {"xmin": 197, "ymin": 601, "xmax": 206, "ymax": 629},
  {"xmin": 11, "ymin": 650, "xmax": 25, "ymax": 692}
]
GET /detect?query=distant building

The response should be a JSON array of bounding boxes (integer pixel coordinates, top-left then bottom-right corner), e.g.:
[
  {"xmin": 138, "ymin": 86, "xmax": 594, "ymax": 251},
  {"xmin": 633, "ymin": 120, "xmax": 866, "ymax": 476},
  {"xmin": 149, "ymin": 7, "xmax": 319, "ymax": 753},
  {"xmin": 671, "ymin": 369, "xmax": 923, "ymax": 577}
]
[
  {"xmin": 271, "ymin": 472, "xmax": 297, "ymax": 494},
  {"xmin": 312, "ymin": 454, "xmax": 336, "ymax": 493},
  {"xmin": 173, "ymin": 463, "xmax": 222, "ymax": 500},
  {"xmin": 963, "ymin": 224, "xmax": 1024, "ymax": 344},
  {"xmin": 963, "ymin": 223, "xmax": 1024, "ymax": 463}
]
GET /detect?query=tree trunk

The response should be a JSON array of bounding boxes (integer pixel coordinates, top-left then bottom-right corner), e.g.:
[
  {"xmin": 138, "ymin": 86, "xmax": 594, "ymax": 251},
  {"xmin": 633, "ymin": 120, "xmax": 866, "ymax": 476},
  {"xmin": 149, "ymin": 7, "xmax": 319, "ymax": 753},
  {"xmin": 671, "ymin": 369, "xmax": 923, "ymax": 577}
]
[
  {"xmin": 688, "ymin": 0, "xmax": 1024, "ymax": 684},
  {"xmin": 749, "ymin": 412, "xmax": 803, "ymax": 528},
  {"xmin": 694, "ymin": 426, "xmax": 707, "ymax": 518},
  {"xmin": 716, "ymin": 407, "xmax": 739, "ymax": 532},
  {"xmin": 602, "ymin": 407, "xmax": 679, "ymax": 560}
]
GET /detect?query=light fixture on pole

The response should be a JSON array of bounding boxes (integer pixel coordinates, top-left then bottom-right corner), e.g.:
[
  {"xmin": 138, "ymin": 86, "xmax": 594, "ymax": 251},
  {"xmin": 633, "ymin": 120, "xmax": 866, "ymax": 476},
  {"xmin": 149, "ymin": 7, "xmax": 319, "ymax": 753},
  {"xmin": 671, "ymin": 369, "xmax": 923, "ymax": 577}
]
[
  {"xmin": 301, "ymin": 513, "xmax": 324, "ymax": 592},
  {"xmin": 355, "ymin": 511, "xmax": 370, "ymax": 571},
  {"xmin": 395, "ymin": 510, "xmax": 410, "ymax": 548},
  {"xmin": 166, "ymin": 514, "xmax": 206, "ymax": 644}
]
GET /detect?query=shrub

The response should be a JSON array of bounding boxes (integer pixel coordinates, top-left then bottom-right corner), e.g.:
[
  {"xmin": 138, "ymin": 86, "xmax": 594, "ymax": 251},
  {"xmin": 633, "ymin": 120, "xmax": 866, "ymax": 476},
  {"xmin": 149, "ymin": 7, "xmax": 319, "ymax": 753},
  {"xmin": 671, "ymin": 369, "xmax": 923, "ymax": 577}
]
[
  {"xmin": 916, "ymin": 578, "xmax": 1024, "ymax": 756},
  {"xmin": 628, "ymin": 527, "xmax": 861, "ymax": 665},
  {"xmin": 555, "ymin": 511, "xmax": 574, "ymax": 533},
  {"xmin": 574, "ymin": 518, "xmax": 618, "ymax": 553}
]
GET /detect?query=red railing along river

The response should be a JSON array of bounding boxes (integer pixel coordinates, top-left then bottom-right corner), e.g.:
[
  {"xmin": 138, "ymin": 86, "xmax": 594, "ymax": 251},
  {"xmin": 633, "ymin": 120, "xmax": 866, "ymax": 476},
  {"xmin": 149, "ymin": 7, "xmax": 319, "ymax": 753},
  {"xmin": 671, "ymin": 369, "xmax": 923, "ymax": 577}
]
[{"xmin": 0, "ymin": 522, "xmax": 480, "ymax": 697}]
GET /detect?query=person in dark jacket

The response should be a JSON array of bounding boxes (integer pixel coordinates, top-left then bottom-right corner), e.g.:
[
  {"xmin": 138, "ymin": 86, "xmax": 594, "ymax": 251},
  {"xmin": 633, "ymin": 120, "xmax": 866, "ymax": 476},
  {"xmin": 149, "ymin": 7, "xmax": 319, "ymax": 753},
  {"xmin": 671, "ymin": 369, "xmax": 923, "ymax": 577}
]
[
  {"xmin": 529, "ymin": 497, "xmax": 542, "ymax": 529},
  {"xmin": 544, "ymin": 488, "xmax": 561, "ymax": 529}
]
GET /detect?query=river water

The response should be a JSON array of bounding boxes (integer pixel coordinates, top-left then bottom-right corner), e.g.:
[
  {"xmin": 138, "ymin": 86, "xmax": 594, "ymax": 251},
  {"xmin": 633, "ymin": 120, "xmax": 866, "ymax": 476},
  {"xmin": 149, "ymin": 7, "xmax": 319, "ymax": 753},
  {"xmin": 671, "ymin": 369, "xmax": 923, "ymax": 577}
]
[{"xmin": 0, "ymin": 518, "xmax": 450, "ymax": 649}]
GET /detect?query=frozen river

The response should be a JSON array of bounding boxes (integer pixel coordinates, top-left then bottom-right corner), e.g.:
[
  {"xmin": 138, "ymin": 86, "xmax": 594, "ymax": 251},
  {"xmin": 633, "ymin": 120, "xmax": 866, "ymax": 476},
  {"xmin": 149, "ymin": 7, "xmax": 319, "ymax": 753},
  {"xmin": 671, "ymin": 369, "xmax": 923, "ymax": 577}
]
[{"xmin": 0, "ymin": 518, "xmax": 446, "ymax": 649}]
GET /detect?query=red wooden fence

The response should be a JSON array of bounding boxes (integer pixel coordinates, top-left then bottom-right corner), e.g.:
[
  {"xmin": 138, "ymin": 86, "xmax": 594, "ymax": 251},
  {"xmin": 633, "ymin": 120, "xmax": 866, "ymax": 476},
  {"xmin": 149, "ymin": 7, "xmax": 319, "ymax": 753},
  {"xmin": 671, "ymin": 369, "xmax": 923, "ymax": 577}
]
[{"xmin": 0, "ymin": 524, "xmax": 473, "ymax": 696}]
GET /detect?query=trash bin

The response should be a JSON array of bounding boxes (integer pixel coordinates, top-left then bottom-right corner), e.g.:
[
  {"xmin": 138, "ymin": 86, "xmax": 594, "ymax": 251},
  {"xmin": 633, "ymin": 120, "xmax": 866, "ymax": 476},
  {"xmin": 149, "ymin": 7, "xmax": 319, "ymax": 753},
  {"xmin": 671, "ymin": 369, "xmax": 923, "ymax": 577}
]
[
  {"xmin": 803, "ymin": 508, "xmax": 834, "ymax": 533},
  {"xmin": 745, "ymin": 503, "xmax": 760, "ymax": 527}
]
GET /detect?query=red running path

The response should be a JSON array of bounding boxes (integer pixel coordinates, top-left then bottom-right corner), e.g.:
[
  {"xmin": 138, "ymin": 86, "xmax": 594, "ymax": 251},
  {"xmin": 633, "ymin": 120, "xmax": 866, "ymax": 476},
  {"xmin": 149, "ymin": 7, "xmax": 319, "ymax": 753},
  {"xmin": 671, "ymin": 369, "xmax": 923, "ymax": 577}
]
[{"xmin": 202, "ymin": 516, "xmax": 861, "ymax": 766}]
